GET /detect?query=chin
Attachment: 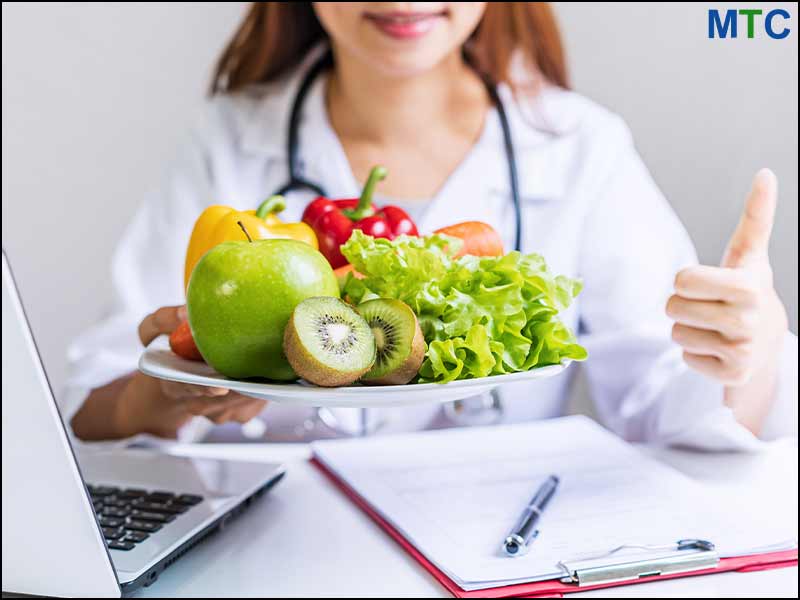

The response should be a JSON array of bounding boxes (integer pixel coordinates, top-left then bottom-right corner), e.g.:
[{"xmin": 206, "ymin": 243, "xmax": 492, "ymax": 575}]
[
  {"xmin": 366, "ymin": 51, "xmax": 450, "ymax": 78},
  {"xmin": 348, "ymin": 33, "xmax": 458, "ymax": 79}
]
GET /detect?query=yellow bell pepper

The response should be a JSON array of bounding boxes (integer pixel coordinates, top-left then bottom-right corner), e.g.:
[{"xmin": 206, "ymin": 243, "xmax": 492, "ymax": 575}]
[{"xmin": 184, "ymin": 195, "xmax": 318, "ymax": 289}]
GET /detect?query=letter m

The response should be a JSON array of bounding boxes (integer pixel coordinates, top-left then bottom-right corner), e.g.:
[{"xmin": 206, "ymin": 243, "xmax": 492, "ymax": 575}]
[{"xmin": 709, "ymin": 9, "xmax": 738, "ymax": 38}]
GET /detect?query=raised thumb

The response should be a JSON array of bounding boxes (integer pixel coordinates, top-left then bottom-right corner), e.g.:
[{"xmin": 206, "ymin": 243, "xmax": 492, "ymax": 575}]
[{"xmin": 721, "ymin": 168, "xmax": 777, "ymax": 268}]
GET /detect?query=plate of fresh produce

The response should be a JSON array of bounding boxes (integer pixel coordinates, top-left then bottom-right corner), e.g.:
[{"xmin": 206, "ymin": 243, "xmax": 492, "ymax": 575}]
[
  {"xmin": 140, "ymin": 334, "xmax": 571, "ymax": 408},
  {"xmin": 139, "ymin": 167, "xmax": 587, "ymax": 408}
]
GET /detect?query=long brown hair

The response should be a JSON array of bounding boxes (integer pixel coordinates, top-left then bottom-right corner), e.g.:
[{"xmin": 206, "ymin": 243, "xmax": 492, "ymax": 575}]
[{"xmin": 211, "ymin": 2, "xmax": 569, "ymax": 94}]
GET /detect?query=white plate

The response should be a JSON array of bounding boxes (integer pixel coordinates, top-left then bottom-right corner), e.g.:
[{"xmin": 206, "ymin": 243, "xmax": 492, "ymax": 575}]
[{"xmin": 139, "ymin": 337, "xmax": 571, "ymax": 408}]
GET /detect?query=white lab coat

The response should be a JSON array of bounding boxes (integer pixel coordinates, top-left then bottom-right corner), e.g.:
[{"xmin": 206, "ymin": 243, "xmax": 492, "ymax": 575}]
[{"xmin": 63, "ymin": 53, "xmax": 798, "ymax": 449}]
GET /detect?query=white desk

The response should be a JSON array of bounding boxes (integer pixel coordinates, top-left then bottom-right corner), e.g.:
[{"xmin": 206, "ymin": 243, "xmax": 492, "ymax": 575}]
[{"xmin": 130, "ymin": 439, "xmax": 799, "ymax": 598}]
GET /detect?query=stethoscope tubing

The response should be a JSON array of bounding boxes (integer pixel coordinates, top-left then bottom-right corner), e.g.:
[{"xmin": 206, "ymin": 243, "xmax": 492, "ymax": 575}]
[{"xmin": 273, "ymin": 50, "xmax": 523, "ymax": 252}]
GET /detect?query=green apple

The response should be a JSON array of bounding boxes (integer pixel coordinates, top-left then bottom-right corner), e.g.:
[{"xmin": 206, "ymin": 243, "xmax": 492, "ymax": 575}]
[{"xmin": 187, "ymin": 239, "xmax": 339, "ymax": 380}]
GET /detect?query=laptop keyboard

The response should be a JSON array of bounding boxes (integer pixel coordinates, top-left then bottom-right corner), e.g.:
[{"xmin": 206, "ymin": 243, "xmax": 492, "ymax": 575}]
[{"xmin": 87, "ymin": 484, "xmax": 203, "ymax": 551}]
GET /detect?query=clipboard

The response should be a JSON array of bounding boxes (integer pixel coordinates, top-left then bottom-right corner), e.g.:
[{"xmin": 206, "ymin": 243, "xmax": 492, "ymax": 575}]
[{"xmin": 311, "ymin": 457, "xmax": 798, "ymax": 598}]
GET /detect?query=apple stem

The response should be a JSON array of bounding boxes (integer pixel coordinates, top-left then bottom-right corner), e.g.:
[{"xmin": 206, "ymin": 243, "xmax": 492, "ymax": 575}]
[{"xmin": 237, "ymin": 220, "xmax": 253, "ymax": 243}]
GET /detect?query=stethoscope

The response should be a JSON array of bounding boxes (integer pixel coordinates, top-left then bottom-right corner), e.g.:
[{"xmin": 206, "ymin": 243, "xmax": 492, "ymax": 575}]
[
  {"xmin": 263, "ymin": 50, "xmax": 520, "ymax": 438},
  {"xmin": 271, "ymin": 50, "xmax": 523, "ymax": 252}
]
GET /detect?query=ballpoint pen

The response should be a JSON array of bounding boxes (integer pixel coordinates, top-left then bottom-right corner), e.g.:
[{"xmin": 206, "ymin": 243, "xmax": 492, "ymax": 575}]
[{"xmin": 502, "ymin": 474, "xmax": 560, "ymax": 557}]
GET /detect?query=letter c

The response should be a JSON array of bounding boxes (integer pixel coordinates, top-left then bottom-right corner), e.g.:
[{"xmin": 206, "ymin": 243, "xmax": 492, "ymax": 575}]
[{"xmin": 766, "ymin": 9, "xmax": 791, "ymax": 39}]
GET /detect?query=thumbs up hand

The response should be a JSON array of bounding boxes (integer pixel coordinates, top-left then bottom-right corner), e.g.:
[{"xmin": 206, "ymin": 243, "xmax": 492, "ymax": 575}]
[{"xmin": 667, "ymin": 169, "xmax": 788, "ymax": 391}]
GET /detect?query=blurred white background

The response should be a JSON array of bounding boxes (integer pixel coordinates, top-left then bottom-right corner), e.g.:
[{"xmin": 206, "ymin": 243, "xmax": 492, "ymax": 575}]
[{"xmin": 2, "ymin": 2, "xmax": 797, "ymax": 396}]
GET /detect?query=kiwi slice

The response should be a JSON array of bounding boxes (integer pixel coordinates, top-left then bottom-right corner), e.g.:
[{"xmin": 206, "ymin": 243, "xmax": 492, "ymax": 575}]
[
  {"xmin": 283, "ymin": 297, "xmax": 376, "ymax": 387},
  {"xmin": 357, "ymin": 298, "xmax": 425, "ymax": 385}
]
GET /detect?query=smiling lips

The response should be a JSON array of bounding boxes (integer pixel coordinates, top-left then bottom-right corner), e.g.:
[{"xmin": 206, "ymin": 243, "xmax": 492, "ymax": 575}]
[{"xmin": 364, "ymin": 10, "xmax": 447, "ymax": 39}]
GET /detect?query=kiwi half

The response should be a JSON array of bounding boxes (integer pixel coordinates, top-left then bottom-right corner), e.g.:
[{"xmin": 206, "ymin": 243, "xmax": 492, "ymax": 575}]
[
  {"xmin": 283, "ymin": 297, "xmax": 376, "ymax": 387},
  {"xmin": 357, "ymin": 298, "xmax": 425, "ymax": 385}
]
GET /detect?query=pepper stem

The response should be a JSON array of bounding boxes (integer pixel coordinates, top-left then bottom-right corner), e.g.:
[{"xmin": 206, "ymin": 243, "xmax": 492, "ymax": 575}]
[
  {"xmin": 237, "ymin": 220, "xmax": 253, "ymax": 242},
  {"xmin": 255, "ymin": 195, "xmax": 287, "ymax": 219},
  {"xmin": 343, "ymin": 166, "xmax": 387, "ymax": 221}
]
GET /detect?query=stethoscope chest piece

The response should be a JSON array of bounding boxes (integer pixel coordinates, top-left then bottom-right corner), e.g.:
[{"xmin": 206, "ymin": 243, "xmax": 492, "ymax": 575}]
[{"xmin": 443, "ymin": 389, "xmax": 504, "ymax": 426}]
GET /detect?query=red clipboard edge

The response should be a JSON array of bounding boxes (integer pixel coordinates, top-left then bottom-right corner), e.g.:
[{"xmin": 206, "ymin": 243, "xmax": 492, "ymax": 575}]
[{"xmin": 310, "ymin": 456, "xmax": 798, "ymax": 598}]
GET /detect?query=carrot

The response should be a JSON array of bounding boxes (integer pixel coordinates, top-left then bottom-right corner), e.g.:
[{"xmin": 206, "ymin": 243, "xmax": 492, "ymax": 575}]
[
  {"xmin": 333, "ymin": 263, "xmax": 364, "ymax": 280},
  {"xmin": 434, "ymin": 221, "xmax": 504, "ymax": 257},
  {"xmin": 333, "ymin": 263, "xmax": 364, "ymax": 302},
  {"xmin": 169, "ymin": 320, "xmax": 205, "ymax": 361}
]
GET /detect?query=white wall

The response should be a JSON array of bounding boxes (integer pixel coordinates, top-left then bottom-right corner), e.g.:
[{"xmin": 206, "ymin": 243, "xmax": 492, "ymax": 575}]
[
  {"xmin": 555, "ymin": 1, "xmax": 798, "ymax": 325},
  {"xmin": 2, "ymin": 2, "xmax": 249, "ymax": 391},
  {"xmin": 2, "ymin": 2, "xmax": 797, "ymax": 395}
]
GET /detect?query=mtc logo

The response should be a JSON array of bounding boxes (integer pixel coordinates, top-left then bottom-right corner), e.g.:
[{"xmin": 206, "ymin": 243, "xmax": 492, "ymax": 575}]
[{"xmin": 708, "ymin": 8, "xmax": 791, "ymax": 39}]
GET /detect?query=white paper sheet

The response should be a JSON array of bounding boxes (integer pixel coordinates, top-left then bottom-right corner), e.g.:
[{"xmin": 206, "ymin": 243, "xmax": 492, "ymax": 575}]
[{"xmin": 312, "ymin": 416, "xmax": 796, "ymax": 591}]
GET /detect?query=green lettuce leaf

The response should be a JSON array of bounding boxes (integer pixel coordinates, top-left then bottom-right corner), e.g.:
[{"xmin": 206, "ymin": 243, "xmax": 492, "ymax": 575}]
[{"xmin": 341, "ymin": 230, "xmax": 586, "ymax": 383}]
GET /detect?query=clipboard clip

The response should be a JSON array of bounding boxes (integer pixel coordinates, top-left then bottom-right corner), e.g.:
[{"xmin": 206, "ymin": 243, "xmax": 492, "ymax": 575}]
[{"xmin": 557, "ymin": 539, "xmax": 719, "ymax": 587}]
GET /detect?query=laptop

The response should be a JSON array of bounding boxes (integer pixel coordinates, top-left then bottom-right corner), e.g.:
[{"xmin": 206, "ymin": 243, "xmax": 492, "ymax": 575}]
[{"xmin": 1, "ymin": 250, "xmax": 286, "ymax": 597}]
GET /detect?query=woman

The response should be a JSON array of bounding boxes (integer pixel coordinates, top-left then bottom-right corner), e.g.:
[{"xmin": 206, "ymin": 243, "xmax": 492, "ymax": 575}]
[{"xmin": 67, "ymin": 2, "xmax": 796, "ymax": 446}]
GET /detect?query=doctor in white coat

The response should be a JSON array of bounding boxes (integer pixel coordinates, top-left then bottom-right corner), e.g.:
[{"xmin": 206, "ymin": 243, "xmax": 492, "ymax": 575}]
[{"xmin": 66, "ymin": 2, "xmax": 797, "ymax": 448}]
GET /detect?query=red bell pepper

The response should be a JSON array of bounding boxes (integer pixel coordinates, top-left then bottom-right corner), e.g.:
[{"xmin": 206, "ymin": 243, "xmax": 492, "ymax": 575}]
[{"xmin": 302, "ymin": 166, "xmax": 419, "ymax": 268}]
